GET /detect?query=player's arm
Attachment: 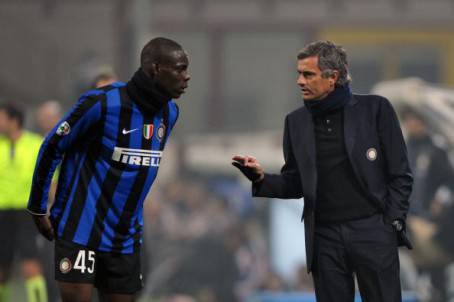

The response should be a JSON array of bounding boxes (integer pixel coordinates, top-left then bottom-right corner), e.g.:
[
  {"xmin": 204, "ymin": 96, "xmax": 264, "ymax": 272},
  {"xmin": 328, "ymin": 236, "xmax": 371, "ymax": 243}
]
[{"xmin": 28, "ymin": 93, "xmax": 104, "ymax": 239}]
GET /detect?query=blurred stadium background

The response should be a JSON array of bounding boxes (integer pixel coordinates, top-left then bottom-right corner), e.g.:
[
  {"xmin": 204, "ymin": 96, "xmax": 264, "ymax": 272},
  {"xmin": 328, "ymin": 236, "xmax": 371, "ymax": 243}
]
[{"xmin": 1, "ymin": 0, "xmax": 454, "ymax": 301}]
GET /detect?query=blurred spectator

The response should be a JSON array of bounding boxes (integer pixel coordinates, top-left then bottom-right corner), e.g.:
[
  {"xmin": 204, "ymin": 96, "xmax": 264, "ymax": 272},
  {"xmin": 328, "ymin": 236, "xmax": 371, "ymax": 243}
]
[
  {"xmin": 36, "ymin": 100, "xmax": 63, "ymax": 135},
  {"xmin": 401, "ymin": 107, "xmax": 454, "ymax": 219},
  {"xmin": 401, "ymin": 106, "xmax": 454, "ymax": 301},
  {"xmin": 0, "ymin": 102, "xmax": 47, "ymax": 302},
  {"xmin": 35, "ymin": 100, "xmax": 62, "ymax": 204},
  {"xmin": 90, "ymin": 71, "xmax": 118, "ymax": 89}
]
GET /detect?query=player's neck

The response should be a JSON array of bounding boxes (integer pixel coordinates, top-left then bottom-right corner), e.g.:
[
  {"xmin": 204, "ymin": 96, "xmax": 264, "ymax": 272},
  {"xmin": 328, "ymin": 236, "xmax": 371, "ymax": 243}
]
[{"xmin": 127, "ymin": 68, "xmax": 169, "ymax": 116}]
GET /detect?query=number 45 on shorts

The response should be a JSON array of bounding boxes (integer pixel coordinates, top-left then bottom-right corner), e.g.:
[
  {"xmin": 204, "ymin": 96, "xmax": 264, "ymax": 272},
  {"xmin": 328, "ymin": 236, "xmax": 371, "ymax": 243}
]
[
  {"xmin": 55, "ymin": 240, "xmax": 97, "ymax": 282},
  {"xmin": 74, "ymin": 250, "xmax": 95, "ymax": 274}
]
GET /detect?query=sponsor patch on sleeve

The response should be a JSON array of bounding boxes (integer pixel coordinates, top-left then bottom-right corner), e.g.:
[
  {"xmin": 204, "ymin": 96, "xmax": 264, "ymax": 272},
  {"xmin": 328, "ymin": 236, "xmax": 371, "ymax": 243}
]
[{"xmin": 56, "ymin": 121, "xmax": 71, "ymax": 136}]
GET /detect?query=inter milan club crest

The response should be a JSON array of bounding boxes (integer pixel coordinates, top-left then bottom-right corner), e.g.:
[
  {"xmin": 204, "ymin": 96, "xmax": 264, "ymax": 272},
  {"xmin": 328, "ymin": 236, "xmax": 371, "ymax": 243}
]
[
  {"xmin": 366, "ymin": 147, "xmax": 377, "ymax": 161},
  {"xmin": 59, "ymin": 258, "xmax": 72, "ymax": 274},
  {"xmin": 157, "ymin": 122, "xmax": 166, "ymax": 141},
  {"xmin": 143, "ymin": 124, "xmax": 154, "ymax": 140}
]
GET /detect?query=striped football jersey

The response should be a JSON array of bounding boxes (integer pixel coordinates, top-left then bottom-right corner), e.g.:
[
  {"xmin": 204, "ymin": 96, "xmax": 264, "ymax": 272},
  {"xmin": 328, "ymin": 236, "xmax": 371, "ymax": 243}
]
[{"xmin": 28, "ymin": 82, "xmax": 179, "ymax": 253}]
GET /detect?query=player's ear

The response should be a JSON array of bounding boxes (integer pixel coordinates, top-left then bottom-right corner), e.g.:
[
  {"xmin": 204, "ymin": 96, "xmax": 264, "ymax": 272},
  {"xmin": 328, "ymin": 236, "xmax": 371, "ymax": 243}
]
[
  {"xmin": 151, "ymin": 63, "xmax": 161, "ymax": 76},
  {"xmin": 144, "ymin": 63, "xmax": 159, "ymax": 78}
]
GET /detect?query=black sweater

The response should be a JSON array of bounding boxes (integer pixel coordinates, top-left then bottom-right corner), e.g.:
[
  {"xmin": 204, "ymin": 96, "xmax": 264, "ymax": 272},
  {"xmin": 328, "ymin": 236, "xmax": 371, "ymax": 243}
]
[{"xmin": 313, "ymin": 109, "xmax": 377, "ymax": 223}]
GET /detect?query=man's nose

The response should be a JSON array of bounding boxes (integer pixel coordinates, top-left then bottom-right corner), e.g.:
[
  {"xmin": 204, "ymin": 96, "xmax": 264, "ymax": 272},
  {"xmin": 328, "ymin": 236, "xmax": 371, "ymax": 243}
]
[
  {"xmin": 184, "ymin": 72, "xmax": 191, "ymax": 82},
  {"xmin": 297, "ymin": 76, "xmax": 306, "ymax": 86}
]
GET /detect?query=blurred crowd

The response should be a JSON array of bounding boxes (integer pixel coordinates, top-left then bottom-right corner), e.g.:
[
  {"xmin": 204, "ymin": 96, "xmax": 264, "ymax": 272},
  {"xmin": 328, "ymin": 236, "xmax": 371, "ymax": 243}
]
[
  {"xmin": 139, "ymin": 176, "xmax": 314, "ymax": 302},
  {"xmin": 399, "ymin": 107, "xmax": 454, "ymax": 302}
]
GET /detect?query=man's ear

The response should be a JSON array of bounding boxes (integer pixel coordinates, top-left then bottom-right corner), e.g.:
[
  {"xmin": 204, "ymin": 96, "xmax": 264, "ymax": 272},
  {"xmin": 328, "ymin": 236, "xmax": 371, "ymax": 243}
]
[
  {"xmin": 331, "ymin": 70, "xmax": 339, "ymax": 83},
  {"xmin": 147, "ymin": 63, "xmax": 159, "ymax": 78}
]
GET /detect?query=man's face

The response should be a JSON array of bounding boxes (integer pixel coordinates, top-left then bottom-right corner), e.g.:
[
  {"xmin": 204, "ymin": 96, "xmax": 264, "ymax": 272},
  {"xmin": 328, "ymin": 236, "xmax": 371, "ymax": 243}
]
[
  {"xmin": 154, "ymin": 50, "xmax": 190, "ymax": 99},
  {"xmin": 297, "ymin": 56, "xmax": 337, "ymax": 101},
  {"xmin": 37, "ymin": 106, "xmax": 61, "ymax": 135}
]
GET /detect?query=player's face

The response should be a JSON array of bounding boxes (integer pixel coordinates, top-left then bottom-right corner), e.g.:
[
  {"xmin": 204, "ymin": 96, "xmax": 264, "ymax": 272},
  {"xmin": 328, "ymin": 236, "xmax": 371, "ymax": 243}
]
[
  {"xmin": 297, "ymin": 56, "xmax": 336, "ymax": 101},
  {"xmin": 155, "ymin": 50, "xmax": 190, "ymax": 99}
]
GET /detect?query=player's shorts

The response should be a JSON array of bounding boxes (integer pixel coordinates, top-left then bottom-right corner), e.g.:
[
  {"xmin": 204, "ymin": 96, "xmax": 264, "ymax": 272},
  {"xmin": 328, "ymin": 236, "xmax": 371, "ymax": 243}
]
[
  {"xmin": 0, "ymin": 210, "xmax": 40, "ymax": 270},
  {"xmin": 55, "ymin": 239, "xmax": 143, "ymax": 294}
]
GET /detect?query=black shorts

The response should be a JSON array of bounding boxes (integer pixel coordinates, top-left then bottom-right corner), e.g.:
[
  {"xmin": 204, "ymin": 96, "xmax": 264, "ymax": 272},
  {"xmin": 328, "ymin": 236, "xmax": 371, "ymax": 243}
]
[
  {"xmin": 0, "ymin": 210, "xmax": 40, "ymax": 270},
  {"xmin": 55, "ymin": 239, "xmax": 143, "ymax": 294}
]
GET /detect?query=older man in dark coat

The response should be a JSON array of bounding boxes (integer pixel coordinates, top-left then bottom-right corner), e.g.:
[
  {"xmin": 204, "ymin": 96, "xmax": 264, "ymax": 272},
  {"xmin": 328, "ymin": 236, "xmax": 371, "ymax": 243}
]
[{"xmin": 233, "ymin": 41, "xmax": 413, "ymax": 302}]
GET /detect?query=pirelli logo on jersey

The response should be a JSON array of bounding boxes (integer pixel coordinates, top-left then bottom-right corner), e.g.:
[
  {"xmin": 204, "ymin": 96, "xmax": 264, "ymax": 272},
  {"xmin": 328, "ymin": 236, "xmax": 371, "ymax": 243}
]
[{"xmin": 111, "ymin": 147, "xmax": 162, "ymax": 167}]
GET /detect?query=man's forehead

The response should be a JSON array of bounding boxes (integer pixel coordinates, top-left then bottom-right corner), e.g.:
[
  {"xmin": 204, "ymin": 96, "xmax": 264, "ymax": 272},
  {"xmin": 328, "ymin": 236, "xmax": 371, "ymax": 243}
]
[
  {"xmin": 298, "ymin": 56, "xmax": 319, "ymax": 70},
  {"xmin": 163, "ymin": 49, "xmax": 188, "ymax": 65}
]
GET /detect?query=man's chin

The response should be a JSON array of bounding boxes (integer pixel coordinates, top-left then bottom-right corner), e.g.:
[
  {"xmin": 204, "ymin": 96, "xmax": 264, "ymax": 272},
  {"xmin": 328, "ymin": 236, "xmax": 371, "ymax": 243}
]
[
  {"xmin": 302, "ymin": 95, "xmax": 316, "ymax": 101},
  {"xmin": 172, "ymin": 90, "xmax": 187, "ymax": 99}
]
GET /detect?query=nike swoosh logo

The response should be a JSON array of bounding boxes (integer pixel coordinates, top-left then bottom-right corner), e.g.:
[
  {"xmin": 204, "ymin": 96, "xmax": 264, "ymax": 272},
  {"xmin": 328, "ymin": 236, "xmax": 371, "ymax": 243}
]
[{"xmin": 122, "ymin": 128, "xmax": 139, "ymax": 135}]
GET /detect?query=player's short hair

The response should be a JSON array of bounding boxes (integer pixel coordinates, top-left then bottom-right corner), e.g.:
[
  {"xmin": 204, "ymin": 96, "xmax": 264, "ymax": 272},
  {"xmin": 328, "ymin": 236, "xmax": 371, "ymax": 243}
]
[
  {"xmin": 297, "ymin": 40, "xmax": 351, "ymax": 86},
  {"xmin": 140, "ymin": 37, "xmax": 183, "ymax": 70},
  {"xmin": 0, "ymin": 102, "xmax": 25, "ymax": 128}
]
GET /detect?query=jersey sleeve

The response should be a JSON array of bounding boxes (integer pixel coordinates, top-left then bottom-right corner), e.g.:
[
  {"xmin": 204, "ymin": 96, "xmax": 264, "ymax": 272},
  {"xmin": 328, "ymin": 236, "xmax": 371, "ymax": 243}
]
[{"xmin": 27, "ymin": 93, "xmax": 104, "ymax": 215}]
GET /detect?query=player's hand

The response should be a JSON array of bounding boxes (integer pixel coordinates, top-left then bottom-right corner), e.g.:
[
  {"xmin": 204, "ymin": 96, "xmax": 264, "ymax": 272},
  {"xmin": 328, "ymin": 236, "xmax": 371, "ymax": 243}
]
[
  {"xmin": 31, "ymin": 214, "xmax": 55, "ymax": 241},
  {"xmin": 232, "ymin": 155, "xmax": 265, "ymax": 182}
]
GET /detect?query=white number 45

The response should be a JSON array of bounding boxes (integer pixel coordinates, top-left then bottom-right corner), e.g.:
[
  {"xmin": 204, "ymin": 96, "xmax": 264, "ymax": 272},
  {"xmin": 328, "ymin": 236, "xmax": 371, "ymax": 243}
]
[{"xmin": 74, "ymin": 250, "xmax": 95, "ymax": 274}]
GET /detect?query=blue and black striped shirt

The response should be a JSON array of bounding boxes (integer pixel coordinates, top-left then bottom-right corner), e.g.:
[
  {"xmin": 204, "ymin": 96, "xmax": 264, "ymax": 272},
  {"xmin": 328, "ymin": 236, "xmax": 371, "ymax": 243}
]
[{"xmin": 28, "ymin": 82, "xmax": 179, "ymax": 253}]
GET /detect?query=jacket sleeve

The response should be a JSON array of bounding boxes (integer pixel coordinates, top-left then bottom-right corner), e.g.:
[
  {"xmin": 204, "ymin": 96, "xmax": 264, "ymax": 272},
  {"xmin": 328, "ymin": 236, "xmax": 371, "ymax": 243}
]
[
  {"xmin": 27, "ymin": 94, "xmax": 104, "ymax": 215},
  {"xmin": 253, "ymin": 115, "xmax": 303, "ymax": 199},
  {"xmin": 377, "ymin": 97, "xmax": 413, "ymax": 223}
]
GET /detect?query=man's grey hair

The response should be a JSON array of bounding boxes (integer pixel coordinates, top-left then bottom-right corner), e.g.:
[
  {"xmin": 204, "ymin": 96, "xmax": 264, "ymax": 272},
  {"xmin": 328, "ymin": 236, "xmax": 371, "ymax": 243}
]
[{"xmin": 297, "ymin": 41, "xmax": 351, "ymax": 86}]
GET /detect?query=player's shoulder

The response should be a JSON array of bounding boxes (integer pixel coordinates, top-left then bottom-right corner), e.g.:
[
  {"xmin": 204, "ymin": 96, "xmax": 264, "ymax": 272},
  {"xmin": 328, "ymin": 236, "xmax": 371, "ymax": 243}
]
[
  {"xmin": 74, "ymin": 82, "xmax": 127, "ymax": 113},
  {"xmin": 82, "ymin": 82, "xmax": 126, "ymax": 101},
  {"xmin": 90, "ymin": 81, "xmax": 126, "ymax": 93}
]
